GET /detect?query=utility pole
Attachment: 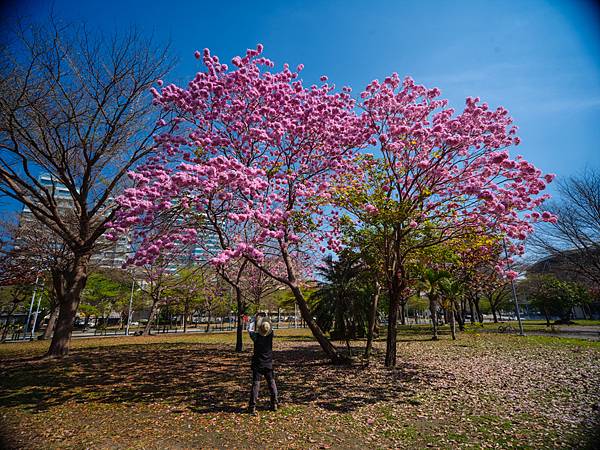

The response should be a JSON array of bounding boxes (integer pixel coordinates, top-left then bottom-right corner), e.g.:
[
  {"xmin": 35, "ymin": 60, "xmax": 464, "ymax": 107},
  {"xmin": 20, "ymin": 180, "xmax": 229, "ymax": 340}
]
[{"xmin": 503, "ymin": 238, "xmax": 525, "ymax": 336}]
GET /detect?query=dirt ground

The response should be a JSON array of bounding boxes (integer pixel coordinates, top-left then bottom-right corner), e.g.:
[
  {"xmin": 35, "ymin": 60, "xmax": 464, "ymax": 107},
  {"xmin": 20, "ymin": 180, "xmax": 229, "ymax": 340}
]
[{"xmin": 1, "ymin": 329, "xmax": 599, "ymax": 449}]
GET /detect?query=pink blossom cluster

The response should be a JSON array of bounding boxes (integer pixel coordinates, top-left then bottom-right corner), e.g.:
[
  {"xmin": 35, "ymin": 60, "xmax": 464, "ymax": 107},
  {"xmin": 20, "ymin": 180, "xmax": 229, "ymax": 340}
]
[
  {"xmin": 110, "ymin": 45, "xmax": 368, "ymax": 277},
  {"xmin": 352, "ymin": 74, "xmax": 556, "ymax": 273},
  {"xmin": 109, "ymin": 45, "xmax": 555, "ymax": 282}
]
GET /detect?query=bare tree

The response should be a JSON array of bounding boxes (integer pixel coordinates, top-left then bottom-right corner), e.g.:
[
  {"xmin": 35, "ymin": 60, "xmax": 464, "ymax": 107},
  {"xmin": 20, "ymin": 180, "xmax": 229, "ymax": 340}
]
[
  {"xmin": 241, "ymin": 260, "xmax": 283, "ymax": 310},
  {"xmin": 0, "ymin": 19, "xmax": 174, "ymax": 356},
  {"xmin": 136, "ymin": 257, "xmax": 201, "ymax": 337},
  {"xmin": 529, "ymin": 170, "xmax": 600, "ymax": 287}
]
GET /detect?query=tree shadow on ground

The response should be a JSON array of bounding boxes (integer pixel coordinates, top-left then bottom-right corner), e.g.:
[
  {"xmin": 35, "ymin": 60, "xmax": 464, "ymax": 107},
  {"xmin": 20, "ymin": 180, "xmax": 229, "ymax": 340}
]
[{"xmin": 0, "ymin": 341, "xmax": 446, "ymax": 415}]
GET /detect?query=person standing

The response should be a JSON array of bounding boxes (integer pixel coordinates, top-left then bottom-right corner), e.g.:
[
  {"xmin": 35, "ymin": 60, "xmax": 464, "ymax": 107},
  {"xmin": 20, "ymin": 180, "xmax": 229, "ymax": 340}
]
[{"xmin": 248, "ymin": 315, "xmax": 278, "ymax": 414}]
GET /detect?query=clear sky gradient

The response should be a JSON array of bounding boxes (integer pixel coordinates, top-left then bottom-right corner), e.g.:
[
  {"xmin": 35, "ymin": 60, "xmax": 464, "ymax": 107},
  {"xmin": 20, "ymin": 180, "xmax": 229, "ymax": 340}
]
[{"xmin": 3, "ymin": 0, "xmax": 600, "ymax": 200}]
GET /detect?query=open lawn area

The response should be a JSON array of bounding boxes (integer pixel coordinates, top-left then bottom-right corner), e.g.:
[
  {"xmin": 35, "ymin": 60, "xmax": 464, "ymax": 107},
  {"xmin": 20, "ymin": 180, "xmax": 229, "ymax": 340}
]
[{"xmin": 1, "ymin": 329, "xmax": 599, "ymax": 449}]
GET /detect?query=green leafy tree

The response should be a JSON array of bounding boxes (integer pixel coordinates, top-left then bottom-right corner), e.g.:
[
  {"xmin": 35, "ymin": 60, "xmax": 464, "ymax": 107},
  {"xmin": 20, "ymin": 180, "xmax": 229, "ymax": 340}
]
[
  {"xmin": 167, "ymin": 268, "xmax": 207, "ymax": 333},
  {"xmin": 525, "ymin": 275, "xmax": 590, "ymax": 325},
  {"xmin": 80, "ymin": 271, "xmax": 129, "ymax": 329},
  {"xmin": 0, "ymin": 284, "xmax": 31, "ymax": 341}
]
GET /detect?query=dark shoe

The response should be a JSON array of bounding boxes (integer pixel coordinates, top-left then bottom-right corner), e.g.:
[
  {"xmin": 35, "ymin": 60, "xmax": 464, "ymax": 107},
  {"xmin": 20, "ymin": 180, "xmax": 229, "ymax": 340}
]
[
  {"xmin": 248, "ymin": 405, "xmax": 257, "ymax": 415},
  {"xmin": 270, "ymin": 402, "xmax": 278, "ymax": 412}
]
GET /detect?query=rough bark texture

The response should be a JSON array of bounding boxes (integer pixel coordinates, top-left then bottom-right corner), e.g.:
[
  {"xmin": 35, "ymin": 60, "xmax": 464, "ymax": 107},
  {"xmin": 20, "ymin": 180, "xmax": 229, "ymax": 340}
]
[
  {"xmin": 41, "ymin": 304, "xmax": 59, "ymax": 340},
  {"xmin": 47, "ymin": 257, "xmax": 90, "ymax": 358},
  {"xmin": 384, "ymin": 267, "xmax": 406, "ymax": 368},
  {"xmin": 143, "ymin": 299, "xmax": 161, "ymax": 336}
]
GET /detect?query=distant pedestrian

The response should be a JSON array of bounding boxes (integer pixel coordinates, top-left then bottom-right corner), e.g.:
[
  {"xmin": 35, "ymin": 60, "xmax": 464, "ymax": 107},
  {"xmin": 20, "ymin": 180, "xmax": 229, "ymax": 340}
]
[{"xmin": 248, "ymin": 314, "xmax": 278, "ymax": 414}]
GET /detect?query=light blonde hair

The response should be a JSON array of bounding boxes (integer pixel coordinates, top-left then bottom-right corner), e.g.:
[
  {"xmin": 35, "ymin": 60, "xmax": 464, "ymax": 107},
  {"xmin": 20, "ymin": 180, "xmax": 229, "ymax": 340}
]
[{"xmin": 259, "ymin": 321, "xmax": 271, "ymax": 335}]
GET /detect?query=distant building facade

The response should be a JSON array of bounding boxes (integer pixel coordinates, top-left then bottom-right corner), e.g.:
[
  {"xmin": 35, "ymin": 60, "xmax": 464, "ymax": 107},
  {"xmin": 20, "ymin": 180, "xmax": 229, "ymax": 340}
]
[{"xmin": 17, "ymin": 174, "xmax": 130, "ymax": 269}]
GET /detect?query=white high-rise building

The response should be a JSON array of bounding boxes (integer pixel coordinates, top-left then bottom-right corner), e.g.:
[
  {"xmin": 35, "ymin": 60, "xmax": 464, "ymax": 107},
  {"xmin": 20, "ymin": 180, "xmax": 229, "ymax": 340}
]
[{"xmin": 17, "ymin": 174, "xmax": 130, "ymax": 269}]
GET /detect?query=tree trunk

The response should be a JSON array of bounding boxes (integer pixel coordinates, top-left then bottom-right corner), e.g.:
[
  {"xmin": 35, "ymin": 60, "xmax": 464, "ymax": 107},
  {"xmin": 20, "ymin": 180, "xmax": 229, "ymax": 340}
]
[
  {"xmin": 345, "ymin": 335, "xmax": 352, "ymax": 357},
  {"xmin": 278, "ymin": 246, "xmax": 345, "ymax": 363},
  {"xmin": 543, "ymin": 306, "xmax": 550, "ymax": 327},
  {"xmin": 450, "ymin": 304, "xmax": 457, "ymax": 340},
  {"xmin": 41, "ymin": 303, "xmax": 59, "ymax": 340},
  {"xmin": 290, "ymin": 283, "xmax": 345, "ymax": 363},
  {"xmin": 47, "ymin": 257, "xmax": 90, "ymax": 358},
  {"xmin": 473, "ymin": 295, "xmax": 484, "ymax": 324},
  {"xmin": 143, "ymin": 299, "xmax": 160, "ymax": 336},
  {"xmin": 491, "ymin": 304, "xmax": 498, "ymax": 323},
  {"xmin": 399, "ymin": 301, "xmax": 406, "ymax": 326},
  {"xmin": 385, "ymin": 290, "xmax": 400, "ymax": 367},
  {"xmin": 235, "ymin": 287, "xmax": 244, "ymax": 352},
  {"xmin": 183, "ymin": 299, "xmax": 189, "ymax": 333},
  {"xmin": 469, "ymin": 299, "xmax": 476, "ymax": 324},
  {"xmin": 430, "ymin": 296, "xmax": 438, "ymax": 340},
  {"xmin": 47, "ymin": 290, "xmax": 81, "ymax": 356},
  {"xmin": 455, "ymin": 307, "xmax": 465, "ymax": 332},
  {"xmin": 365, "ymin": 282, "xmax": 381, "ymax": 359},
  {"xmin": 461, "ymin": 298, "xmax": 467, "ymax": 323},
  {"xmin": 206, "ymin": 310, "xmax": 211, "ymax": 332}
]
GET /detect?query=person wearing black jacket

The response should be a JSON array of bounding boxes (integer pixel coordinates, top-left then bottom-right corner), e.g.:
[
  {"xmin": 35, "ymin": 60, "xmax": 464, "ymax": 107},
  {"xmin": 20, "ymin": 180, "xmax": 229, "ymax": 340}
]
[{"xmin": 248, "ymin": 315, "xmax": 278, "ymax": 414}]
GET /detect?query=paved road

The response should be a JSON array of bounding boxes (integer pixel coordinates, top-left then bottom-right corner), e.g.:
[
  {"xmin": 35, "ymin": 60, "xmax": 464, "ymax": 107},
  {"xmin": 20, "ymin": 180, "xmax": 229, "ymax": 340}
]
[
  {"xmin": 524, "ymin": 326, "xmax": 600, "ymax": 341},
  {"xmin": 494, "ymin": 325, "xmax": 600, "ymax": 341}
]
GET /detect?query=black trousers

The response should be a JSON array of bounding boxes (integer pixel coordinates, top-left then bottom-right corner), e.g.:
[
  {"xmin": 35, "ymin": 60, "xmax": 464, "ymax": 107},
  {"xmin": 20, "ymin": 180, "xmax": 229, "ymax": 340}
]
[{"xmin": 249, "ymin": 367, "xmax": 278, "ymax": 407}]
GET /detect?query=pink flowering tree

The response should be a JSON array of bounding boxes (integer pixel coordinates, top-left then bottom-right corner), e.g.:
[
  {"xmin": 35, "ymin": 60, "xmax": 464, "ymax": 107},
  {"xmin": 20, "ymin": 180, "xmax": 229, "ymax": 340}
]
[
  {"xmin": 110, "ymin": 45, "xmax": 367, "ymax": 362},
  {"xmin": 339, "ymin": 74, "xmax": 556, "ymax": 366}
]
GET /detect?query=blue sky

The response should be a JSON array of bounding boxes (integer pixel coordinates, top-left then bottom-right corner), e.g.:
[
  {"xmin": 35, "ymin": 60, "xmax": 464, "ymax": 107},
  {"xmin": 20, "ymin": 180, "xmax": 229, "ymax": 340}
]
[{"xmin": 4, "ymin": 0, "xmax": 600, "ymax": 199}]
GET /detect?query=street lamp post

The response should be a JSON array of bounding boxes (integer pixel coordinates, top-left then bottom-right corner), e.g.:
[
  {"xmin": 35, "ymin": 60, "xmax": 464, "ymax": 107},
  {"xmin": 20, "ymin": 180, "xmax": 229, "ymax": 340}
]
[
  {"xmin": 294, "ymin": 303, "xmax": 298, "ymax": 328},
  {"xmin": 503, "ymin": 238, "xmax": 525, "ymax": 336},
  {"xmin": 30, "ymin": 283, "xmax": 44, "ymax": 340},
  {"xmin": 23, "ymin": 274, "xmax": 40, "ymax": 340},
  {"xmin": 126, "ymin": 276, "xmax": 136, "ymax": 336}
]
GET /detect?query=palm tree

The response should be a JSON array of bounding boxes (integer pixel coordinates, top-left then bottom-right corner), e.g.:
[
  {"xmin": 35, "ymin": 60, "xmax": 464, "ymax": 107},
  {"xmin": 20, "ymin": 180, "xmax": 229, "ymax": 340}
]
[
  {"xmin": 440, "ymin": 277, "xmax": 464, "ymax": 340},
  {"xmin": 311, "ymin": 253, "xmax": 369, "ymax": 355},
  {"xmin": 419, "ymin": 268, "xmax": 450, "ymax": 340}
]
